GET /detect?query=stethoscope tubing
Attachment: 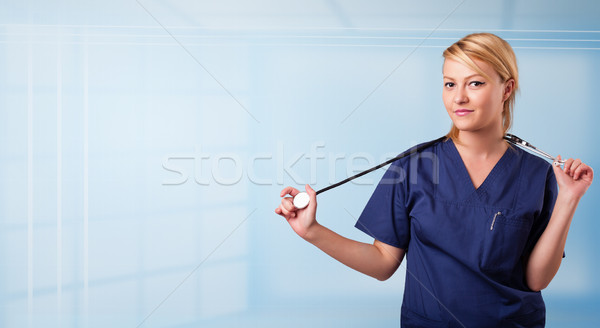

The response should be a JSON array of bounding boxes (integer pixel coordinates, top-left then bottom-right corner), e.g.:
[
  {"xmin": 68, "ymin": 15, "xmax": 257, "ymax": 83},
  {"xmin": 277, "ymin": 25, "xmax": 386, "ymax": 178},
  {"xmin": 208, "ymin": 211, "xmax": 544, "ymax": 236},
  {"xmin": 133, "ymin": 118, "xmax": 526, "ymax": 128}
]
[
  {"xmin": 315, "ymin": 135, "xmax": 447, "ymax": 196},
  {"xmin": 292, "ymin": 134, "xmax": 565, "ymax": 209}
]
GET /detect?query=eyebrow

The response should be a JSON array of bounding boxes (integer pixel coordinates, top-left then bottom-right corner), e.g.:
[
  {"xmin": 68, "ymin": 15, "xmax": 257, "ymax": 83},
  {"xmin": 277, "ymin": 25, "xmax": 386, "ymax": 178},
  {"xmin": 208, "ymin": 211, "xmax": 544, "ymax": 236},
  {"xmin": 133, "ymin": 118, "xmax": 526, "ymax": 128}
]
[{"xmin": 443, "ymin": 74, "xmax": 484, "ymax": 80}]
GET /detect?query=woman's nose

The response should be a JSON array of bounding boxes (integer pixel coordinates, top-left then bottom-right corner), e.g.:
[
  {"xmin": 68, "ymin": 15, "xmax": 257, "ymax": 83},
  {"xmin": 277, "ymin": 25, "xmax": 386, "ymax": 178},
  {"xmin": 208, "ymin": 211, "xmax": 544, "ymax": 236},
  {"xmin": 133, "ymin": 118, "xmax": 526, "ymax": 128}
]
[{"xmin": 454, "ymin": 87, "xmax": 468, "ymax": 104}]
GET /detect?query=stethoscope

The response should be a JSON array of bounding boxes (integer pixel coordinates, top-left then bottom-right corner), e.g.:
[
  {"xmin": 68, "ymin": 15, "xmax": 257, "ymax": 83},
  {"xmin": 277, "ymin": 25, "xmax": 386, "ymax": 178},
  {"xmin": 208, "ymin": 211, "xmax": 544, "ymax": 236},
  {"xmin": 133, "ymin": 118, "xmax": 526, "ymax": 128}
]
[{"xmin": 292, "ymin": 134, "xmax": 566, "ymax": 209}]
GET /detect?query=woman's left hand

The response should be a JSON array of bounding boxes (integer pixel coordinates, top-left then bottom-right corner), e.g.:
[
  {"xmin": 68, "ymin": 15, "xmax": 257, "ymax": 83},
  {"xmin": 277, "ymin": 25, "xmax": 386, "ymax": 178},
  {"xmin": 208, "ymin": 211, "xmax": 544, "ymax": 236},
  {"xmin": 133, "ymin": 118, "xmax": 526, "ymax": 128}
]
[{"xmin": 553, "ymin": 155, "xmax": 594, "ymax": 200}]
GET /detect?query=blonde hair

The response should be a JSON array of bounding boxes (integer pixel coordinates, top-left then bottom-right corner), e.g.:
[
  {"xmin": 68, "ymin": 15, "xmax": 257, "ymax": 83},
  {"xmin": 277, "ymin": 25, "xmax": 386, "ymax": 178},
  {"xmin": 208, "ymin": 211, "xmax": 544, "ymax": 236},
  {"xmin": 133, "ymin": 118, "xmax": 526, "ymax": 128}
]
[{"xmin": 443, "ymin": 33, "xmax": 519, "ymax": 140}]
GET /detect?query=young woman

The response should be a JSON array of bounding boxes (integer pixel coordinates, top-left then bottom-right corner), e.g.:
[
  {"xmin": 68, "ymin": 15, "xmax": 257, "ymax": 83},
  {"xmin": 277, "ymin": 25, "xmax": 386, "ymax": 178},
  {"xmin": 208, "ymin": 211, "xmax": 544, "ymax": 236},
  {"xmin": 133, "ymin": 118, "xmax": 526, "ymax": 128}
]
[{"xmin": 275, "ymin": 33, "xmax": 593, "ymax": 327}]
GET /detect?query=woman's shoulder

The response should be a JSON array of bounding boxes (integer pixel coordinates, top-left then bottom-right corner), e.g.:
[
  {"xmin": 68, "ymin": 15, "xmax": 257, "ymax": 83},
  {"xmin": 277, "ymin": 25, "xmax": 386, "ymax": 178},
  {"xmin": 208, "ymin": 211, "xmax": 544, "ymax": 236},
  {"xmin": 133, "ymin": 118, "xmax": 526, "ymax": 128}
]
[
  {"xmin": 391, "ymin": 136, "xmax": 447, "ymax": 165},
  {"xmin": 508, "ymin": 144, "xmax": 554, "ymax": 178},
  {"xmin": 385, "ymin": 137, "xmax": 447, "ymax": 181},
  {"xmin": 390, "ymin": 137, "xmax": 447, "ymax": 169}
]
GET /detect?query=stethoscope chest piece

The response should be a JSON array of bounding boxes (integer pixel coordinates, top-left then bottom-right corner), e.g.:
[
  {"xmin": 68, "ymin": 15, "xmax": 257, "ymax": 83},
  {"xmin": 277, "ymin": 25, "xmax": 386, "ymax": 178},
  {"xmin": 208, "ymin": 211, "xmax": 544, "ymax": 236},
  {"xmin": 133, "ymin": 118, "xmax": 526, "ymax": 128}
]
[{"xmin": 293, "ymin": 192, "xmax": 310, "ymax": 209}]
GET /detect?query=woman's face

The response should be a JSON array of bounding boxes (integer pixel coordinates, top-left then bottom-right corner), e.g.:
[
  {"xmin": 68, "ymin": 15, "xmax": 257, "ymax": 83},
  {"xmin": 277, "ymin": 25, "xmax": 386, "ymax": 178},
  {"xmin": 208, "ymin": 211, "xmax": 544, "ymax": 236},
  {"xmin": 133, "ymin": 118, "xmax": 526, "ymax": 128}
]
[{"xmin": 442, "ymin": 58, "xmax": 511, "ymax": 135}]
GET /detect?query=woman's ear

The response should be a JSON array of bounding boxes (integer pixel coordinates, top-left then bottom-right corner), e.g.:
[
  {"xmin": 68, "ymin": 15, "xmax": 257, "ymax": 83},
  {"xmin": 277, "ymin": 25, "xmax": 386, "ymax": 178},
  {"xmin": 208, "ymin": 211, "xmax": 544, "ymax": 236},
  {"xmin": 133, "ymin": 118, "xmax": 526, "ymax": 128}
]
[{"xmin": 503, "ymin": 79, "xmax": 515, "ymax": 102}]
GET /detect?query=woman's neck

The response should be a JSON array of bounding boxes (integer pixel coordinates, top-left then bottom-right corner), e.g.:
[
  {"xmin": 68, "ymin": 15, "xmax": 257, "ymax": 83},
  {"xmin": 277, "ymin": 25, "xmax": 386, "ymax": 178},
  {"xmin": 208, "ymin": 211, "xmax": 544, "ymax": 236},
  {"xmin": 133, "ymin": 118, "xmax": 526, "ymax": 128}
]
[{"xmin": 454, "ymin": 129, "xmax": 507, "ymax": 159}]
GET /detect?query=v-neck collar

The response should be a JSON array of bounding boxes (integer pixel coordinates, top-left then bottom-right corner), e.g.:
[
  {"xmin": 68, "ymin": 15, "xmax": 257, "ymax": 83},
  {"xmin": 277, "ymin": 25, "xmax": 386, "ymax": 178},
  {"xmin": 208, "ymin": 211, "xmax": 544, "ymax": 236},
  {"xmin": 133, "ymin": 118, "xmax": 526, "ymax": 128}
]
[{"xmin": 446, "ymin": 138, "xmax": 514, "ymax": 197}]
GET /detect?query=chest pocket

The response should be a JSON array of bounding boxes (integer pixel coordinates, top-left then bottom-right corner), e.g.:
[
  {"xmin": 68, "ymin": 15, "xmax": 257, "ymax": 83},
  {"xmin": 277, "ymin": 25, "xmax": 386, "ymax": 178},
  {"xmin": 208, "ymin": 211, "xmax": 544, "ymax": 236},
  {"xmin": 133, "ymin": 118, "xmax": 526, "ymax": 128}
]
[{"xmin": 479, "ymin": 210, "xmax": 533, "ymax": 277}]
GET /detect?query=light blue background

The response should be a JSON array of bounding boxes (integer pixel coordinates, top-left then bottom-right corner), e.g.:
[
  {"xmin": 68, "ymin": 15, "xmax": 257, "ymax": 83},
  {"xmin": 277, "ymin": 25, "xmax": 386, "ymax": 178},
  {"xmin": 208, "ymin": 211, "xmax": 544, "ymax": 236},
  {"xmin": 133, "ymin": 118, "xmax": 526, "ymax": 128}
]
[{"xmin": 1, "ymin": 1, "xmax": 599, "ymax": 327}]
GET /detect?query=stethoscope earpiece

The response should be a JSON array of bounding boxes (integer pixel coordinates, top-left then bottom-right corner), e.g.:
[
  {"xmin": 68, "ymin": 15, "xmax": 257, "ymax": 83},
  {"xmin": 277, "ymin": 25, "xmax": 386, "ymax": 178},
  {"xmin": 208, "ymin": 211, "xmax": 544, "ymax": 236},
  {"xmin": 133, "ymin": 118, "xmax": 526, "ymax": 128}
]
[{"xmin": 504, "ymin": 134, "xmax": 566, "ymax": 164}]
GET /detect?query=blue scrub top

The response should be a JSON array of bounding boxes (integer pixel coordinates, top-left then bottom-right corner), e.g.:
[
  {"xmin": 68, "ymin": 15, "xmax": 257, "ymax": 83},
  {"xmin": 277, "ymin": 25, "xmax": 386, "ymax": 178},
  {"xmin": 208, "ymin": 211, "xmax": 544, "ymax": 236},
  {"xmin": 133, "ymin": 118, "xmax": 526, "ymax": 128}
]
[{"xmin": 355, "ymin": 138, "xmax": 558, "ymax": 328}]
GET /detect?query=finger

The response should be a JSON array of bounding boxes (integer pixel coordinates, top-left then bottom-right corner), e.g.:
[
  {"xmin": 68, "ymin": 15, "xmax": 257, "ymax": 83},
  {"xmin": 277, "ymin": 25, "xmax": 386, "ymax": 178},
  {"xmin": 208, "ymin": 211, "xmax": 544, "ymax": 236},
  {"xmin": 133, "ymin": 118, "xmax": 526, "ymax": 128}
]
[
  {"xmin": 563, "ymin": 158, "xmax": 575, "ymax": 174},
  {"xmin": 570, "ymin": 159, "xmax": 582, "ymax": 177},
  {"xmin": 282, "ymin": 197, "xmax": 296, "ymax": 212},
  {"xmin": 278, "ymin": 203, "xmax": 296, "ymax": 218},
  {"xmin": 553, "ymin": 155, "xmax": 562, "ymax": 169},
  {"xmin": 552, "ymin": 158, "xmax": 566, "ymax": 179},
  {"xmin": 276, "ymin": 206, "xmax": 294, "ymax": 219},
  {"xmin": 552, "ymin": 155, "xmax": 570, "ymax": 180},
  {"xmin": 573, "ymin": 164, "xmax": 583, "ymax": 181},
  {"xmin": 573, "ymin": 162, "xmax": 590, "ymax": 181},
  {"xmin": 305, "ymin": 184, "xmax": 317, "ymax": 206},
  {"xmin": 585, "ymin": 163, "xmax": 595, "ymax": 181},
  {"xmin": 569, "ymin": 160, "xmax": 581, "ymax": 178},
  {"xmin": 277, "ymin": 204, "xmax": 287, "ymax": 216},
  {"xmin": 280, "ymin": 186, "xmax": 300, "ymax": 198}
]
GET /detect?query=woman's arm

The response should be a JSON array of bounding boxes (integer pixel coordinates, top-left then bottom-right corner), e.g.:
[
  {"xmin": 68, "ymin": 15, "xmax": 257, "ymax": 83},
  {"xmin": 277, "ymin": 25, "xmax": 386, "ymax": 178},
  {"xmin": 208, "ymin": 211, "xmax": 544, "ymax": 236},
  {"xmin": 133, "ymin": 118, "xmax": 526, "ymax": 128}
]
[
  {"xmin": 526, "ymin": 156, "xmax": 594, "ymax": 291},
  {"xmin": 275, "ymin": 184, "xmax": 405, "ymax": 281}
]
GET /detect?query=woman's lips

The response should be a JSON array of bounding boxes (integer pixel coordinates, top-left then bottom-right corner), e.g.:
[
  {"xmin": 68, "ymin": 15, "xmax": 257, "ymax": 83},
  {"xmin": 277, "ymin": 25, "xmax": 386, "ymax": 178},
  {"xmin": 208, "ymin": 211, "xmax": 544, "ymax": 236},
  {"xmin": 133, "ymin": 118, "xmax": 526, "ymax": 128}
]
[{"xmin": 454, "ymin": 109, "xmax": 474, "ymax": 116}]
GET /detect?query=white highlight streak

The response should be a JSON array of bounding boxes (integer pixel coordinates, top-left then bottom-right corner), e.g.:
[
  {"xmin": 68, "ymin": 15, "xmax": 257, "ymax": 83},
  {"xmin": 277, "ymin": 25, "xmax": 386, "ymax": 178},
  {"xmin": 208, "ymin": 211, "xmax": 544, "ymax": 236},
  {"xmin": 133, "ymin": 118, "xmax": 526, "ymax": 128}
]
[
  {"xmin": 56, "ymin": 35, "xmax": 63, "ymax": 323},
  {"xmin": 27, "ymin": 41, "xmax": 34, "ymax": 328},
  {"xmin": 83, "ymin": 39, "xmax": 89, "ymax": 327}
]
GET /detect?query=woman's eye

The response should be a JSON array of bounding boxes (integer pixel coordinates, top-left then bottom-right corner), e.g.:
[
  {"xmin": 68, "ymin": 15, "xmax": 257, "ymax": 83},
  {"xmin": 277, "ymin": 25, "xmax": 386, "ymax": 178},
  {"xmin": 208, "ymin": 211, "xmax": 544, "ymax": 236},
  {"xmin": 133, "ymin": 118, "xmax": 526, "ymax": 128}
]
[
  {"xmin": 469, "ymin": 81, "xmax": 485, "ymax": 87},
  {"xmin": 444, "ymin": 82, "xmax": 455, "ymax": 88}
]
